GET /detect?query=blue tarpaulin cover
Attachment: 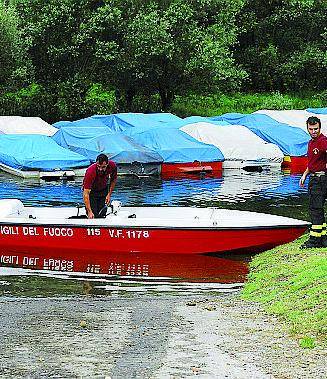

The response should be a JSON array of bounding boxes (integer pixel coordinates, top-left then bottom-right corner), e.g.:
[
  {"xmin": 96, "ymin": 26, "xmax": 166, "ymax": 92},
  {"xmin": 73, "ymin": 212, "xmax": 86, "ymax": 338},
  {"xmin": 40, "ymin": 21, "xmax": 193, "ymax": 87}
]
[
  {"xmin": 183, "ymin": 116, "xmax": 230, "ymax": 126},
  {"xmin": 53, "ymin": 113, "xmax": 184, "ymax": 132},
  {"xmin": 123, "ymin": 127, "xmax": 224, "ymax": 163},
  {"xmin": 210, "ymin": 113, "xmax": 309, "ymax": 156},
  {"xmin": 53, "ymin": 118, "xmax": 108, "ymax": 129},
  {"xmin": 52, "ymin": 127, "xmax": 163, "ymax": 163},
  {"xmin": 307, "ymin": 108, "xmax": 327, "ymax": 115},
  {"xmin": 0, "ymin": 134, "xmax": 90, "ymax": 170}
]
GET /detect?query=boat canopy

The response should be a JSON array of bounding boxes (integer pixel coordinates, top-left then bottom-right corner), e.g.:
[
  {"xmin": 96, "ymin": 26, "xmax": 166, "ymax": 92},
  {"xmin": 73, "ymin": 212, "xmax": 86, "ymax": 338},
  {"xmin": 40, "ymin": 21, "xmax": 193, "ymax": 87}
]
[
  {"xmin": 254, "ymin": 109, "xmax": 327, "ymax": 135},
  {"xmin": 53, "ymin": 112, "xmax": 183, "ymax": 132},
  {"xmin": 0, "ymin": 134, "xmax": 90, "ymax": 171},
  {"xmin": 306, "ymin": 108, "xmax": 327, "ymax": 114},
  {"xmin": 210, "ymin": 113, "xmax": 309, "ymax": 156},
  {"xmin": 181, "ymin": 122, "xmax": 283, "ymax": 162},
  {"xmin": 123, "ymin": 127, "xmax": 224, "ymax": 163},
  {"xmin": 0, "ymin": 116, "xmax": 58, "ymax": 136},
  {"xmin": 52, "ymin": 127, "xmax": 162, "ymax": 163}
]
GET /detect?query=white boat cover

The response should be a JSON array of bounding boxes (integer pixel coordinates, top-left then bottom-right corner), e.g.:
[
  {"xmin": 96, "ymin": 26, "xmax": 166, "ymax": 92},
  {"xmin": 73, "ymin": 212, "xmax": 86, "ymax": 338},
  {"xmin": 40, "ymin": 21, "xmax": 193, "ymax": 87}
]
[
  {"xmin": 255, "ymin": 110, "xmax": 327, "ymax": 135},
  {"xmin": 0, "ymin": 116, "xmax": 58, "ymax": 136},
  {"xmin": 181, "ymin": 122, "xmax": 283, "ymax": 164}
]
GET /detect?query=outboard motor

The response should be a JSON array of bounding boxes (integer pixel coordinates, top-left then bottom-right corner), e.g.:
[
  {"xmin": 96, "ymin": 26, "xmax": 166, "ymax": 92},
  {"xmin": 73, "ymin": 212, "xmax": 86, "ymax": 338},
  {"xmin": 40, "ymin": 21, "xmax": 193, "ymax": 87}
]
[{"xmin": 111, "ymin": 200, "xmax": 122, "ymax": 215}]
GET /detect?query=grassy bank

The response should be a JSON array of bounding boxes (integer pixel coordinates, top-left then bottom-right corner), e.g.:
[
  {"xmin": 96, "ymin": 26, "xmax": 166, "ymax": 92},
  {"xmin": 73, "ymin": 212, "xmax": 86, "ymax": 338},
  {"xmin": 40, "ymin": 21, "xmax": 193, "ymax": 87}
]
[
  {"xmin": 172, "ymin": 91, "xmax": 327, "ymax": 117},
  {"xmin": 241, "ymin": 236, "xmax": 327, "ymax": 348}
]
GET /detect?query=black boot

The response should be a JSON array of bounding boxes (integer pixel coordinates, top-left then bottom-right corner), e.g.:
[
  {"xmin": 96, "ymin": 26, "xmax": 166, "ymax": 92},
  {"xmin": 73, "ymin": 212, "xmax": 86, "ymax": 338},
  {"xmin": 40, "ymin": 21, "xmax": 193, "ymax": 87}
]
[{"xmin": 301, "ymin": 237, "xmax": 323, "ymax": 249}]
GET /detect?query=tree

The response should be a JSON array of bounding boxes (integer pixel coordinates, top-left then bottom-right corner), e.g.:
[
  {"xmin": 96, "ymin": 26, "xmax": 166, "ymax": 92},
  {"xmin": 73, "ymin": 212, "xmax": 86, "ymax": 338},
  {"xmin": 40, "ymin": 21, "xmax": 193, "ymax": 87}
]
[
  {"xmin": 15, "ymin": 0, "xmax": 246, "ymax": 111},
  {"xmin": 236, "ymin": 0, "xmax": 327, "ymax": 92},
  {"xmin": 0, "ymin": 1, "xmax": 31, "ymax": 88},
  {"xmin": 85, "ymin": 0, "xmax": 247, "ymax": 110}
]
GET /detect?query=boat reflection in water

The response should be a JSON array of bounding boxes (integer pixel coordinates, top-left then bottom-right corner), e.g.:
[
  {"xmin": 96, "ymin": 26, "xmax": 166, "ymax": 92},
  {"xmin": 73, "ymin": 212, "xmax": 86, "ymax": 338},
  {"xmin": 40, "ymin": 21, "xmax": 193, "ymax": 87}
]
[{"xmin": 0, "ymin": 249, "xmax": 249, "ymax": 284}]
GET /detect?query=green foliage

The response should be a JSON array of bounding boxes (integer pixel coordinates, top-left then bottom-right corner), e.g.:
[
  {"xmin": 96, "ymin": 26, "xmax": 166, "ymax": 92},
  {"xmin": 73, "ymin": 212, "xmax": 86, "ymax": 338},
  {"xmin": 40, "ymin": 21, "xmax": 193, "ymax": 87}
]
[
  {"xmin": 0, "ymin": 83, "xmax": 54, "ymax": 119},
  {"xmin": 85, "ymin": 83, "xmax": 117, "ymax": 115},
  {"xmin": 0, "ymin": 1, "xmax": 31, "ymax": 87},
  {"xmin": 299, "ymin": 336, "xmax": 316, "ymax": 349},
  {"xmin": 0, "ymin": 0, "xmax": 325, "ymax": 118},
  {"xmin": 0, "ymin": 80, "xmax": 118, "ymax": 122},
  {"xmin": 171, "ymin": 91, "xmax": 326, "ymax": 117},
  {"xmin": 241, "ymin": 237, "xmax": 327, "ymax": 347},
  {"xmin": 236, "ymin": 0, "xmax": 327, "ymax": 92},
  {"xmin": 12, "ymin": 0, "xmax": 246, "ymax": 111}
]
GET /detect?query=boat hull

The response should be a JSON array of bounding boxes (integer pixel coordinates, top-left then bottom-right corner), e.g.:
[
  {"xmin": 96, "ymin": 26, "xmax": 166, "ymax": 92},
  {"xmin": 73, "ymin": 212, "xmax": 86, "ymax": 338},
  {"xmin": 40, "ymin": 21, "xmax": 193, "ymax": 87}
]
[{"xmin": 0, "ymin": 222, "xmax": 307, "ymax": 256}]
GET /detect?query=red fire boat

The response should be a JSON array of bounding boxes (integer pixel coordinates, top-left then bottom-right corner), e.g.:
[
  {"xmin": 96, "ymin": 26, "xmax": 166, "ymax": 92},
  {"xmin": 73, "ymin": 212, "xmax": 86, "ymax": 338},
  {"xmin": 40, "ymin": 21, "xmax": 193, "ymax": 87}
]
[{"xmin": 0, "ymin": 199, "xmax": 309, "ymax": 260}]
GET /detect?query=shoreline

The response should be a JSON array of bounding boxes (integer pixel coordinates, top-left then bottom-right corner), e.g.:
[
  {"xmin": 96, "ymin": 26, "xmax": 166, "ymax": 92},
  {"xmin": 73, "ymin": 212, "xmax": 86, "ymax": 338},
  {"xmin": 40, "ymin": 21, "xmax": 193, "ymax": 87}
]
[{"xmin": 0, "ymin": 290, "xmax": 326, "ymax": 378}]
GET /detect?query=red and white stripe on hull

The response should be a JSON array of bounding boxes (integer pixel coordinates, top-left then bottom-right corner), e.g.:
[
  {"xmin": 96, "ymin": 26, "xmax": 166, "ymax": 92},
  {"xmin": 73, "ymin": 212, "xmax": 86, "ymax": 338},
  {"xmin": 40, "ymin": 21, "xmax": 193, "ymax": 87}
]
[
  {"xmin": 0, "ymin": 199, "xmax": 309, "ymax": 259},
  {"xmin": 0, "ymin": 223, "xmax": 308, "ymax": 256}
]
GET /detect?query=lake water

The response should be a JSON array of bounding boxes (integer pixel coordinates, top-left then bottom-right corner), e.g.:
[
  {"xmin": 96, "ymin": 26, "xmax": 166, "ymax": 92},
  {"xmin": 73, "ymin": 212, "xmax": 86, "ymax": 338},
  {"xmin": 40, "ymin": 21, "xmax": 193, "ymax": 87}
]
[{"xmin": 0, "ymin": 169, "xmax": 309, "ymax": 292}]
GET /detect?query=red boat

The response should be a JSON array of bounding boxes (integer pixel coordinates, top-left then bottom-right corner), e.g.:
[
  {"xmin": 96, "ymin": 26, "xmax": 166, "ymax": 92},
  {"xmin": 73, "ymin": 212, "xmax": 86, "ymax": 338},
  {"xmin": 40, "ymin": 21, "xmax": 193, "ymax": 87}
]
[
  {"xmin": 281, "ymin": 155, "xmax": 308, "ymax": 173},
  {"xmin": 0, "ymin": 199, "xmax": 309, "ymax": 260}
]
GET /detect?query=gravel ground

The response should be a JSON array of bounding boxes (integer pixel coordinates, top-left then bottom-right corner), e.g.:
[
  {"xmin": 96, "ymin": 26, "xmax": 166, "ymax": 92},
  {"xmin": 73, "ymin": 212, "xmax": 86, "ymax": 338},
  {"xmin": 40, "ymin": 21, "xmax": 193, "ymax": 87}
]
[{"xmin": 0, "ymin": 289, "xmax": 326, "ymax": 379}]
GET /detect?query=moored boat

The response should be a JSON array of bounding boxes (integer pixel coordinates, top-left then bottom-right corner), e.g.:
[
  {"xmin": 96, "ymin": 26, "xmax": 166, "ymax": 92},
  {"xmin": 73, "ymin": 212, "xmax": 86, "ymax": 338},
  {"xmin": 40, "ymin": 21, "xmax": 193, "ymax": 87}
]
[{"xmin": 0, "ymin": 199, "xmax": 309, "ymax": 260}]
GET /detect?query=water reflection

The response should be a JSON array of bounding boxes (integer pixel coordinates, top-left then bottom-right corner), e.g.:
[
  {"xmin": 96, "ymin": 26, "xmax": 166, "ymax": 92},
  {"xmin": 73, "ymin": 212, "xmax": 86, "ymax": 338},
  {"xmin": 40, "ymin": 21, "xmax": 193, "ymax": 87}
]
[
  {"xmin": 0, "ymin": 169, "xmax": 307, "ymax": 207},
  {"xmin": 0, "ymin": 250, "xmax": 248, "ymax": 284}
]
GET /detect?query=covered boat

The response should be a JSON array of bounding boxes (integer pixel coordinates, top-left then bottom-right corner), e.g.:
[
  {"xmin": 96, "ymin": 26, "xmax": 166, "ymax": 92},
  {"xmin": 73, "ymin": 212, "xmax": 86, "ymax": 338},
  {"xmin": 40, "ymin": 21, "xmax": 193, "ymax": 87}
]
[
  {"xmin": 306, "ymin": 107, "xmax": 327, "ymax": 115},
  {"xmin": 254, "ymin": 109, "xmax": 327, "ymax": 135},
  {"xmin": 211, "ymin": 113, "xmax": 310, "ymax": 172},
  {"xmin": 0, "ymin": 135, "xmax": 90, "ymax": 179},
  {"xmin": 123, "ymin": 127, "xmax": 224, "ymax": 175},
  {"xmin": 181, "ymin": 122, "xmax": 283, "ymax": 170},
  {"xmin": 53, "ymin": 112, "xmax": 183, "ymax": 132},
  {"xmin": 52, "ymin": 127, "xmax": 163, "ymax": 176},
  {"xmin": 0, "ymin": 116, "xmax": 58, "ymax": 136},
  {"xmin": 0, "ymin": 199, "xmax": 309, "ymax": 259}
]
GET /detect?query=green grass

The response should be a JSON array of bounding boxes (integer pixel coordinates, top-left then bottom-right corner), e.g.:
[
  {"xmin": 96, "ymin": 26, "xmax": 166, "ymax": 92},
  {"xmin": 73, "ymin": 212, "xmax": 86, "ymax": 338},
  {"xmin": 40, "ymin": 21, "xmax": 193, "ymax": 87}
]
[
  {"xmin": 171, "ymin": 91, "xmax": 327, "ymax": 117},
  {"xmin": 241, "ymin": 235, "xmax": 327, "ymax": 348}
]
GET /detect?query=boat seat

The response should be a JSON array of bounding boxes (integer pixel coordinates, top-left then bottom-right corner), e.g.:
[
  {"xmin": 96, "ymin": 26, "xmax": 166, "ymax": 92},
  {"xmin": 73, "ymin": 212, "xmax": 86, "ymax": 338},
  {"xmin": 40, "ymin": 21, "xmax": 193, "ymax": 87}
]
[{"xmin": 0, "ymin": 199, "xmax": 24, "ymax": 217}]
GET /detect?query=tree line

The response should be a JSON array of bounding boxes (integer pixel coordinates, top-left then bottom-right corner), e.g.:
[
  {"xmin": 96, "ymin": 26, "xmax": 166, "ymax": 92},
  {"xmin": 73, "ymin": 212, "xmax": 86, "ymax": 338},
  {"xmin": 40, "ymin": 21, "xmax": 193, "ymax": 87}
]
[{"xmin": 0, "ymin": 0, "xmax": 326, "ymax": 122}]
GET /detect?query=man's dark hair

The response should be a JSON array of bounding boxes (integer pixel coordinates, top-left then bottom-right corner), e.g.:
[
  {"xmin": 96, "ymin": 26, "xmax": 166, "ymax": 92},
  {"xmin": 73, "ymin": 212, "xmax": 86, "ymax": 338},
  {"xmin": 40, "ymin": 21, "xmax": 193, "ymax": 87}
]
[
  {"xmin": 306, "ymin": 116, "xmax": 321, "ymax": 128},
  {"xmin": 96, "ymin": 153, "xmax": 109, "ymax": 164}
]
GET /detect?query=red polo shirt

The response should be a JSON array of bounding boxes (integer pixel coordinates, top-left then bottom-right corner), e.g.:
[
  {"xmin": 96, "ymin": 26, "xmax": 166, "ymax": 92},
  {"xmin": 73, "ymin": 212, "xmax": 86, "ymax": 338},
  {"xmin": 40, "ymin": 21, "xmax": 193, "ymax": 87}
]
[
  {"xmin": 308, "ymin": 133, "xmax": 327, "ymax": 173},
  {"xmin": 83, "ymin": 161, "xmax": 117, "ymax": 192}
]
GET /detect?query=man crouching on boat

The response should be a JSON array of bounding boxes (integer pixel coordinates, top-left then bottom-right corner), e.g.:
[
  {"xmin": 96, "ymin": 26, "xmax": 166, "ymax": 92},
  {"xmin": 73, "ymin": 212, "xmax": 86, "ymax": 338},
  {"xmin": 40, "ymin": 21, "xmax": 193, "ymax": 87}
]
[
  {"xmin": 300, "ymin": 116, "xmax": 327, "ymax": 248},
  {"xmin": 83, "ymin": 154, "xmax": 117, "ymax": 219}
]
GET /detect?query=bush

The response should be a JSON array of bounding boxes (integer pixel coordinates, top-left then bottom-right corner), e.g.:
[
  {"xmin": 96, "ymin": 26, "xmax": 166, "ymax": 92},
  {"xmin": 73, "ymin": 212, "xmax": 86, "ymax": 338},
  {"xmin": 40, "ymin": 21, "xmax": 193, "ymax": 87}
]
[
  {"xmin": 0, "ymin": 83, "xmax": 54, "ymax": 120},
  {"xmin": 85, "ymin": 83, "xmax": 117, "ymax": 115},
  {"xmin": 171, "ymin": 92, "xmax": 327, "ymax": 117}
]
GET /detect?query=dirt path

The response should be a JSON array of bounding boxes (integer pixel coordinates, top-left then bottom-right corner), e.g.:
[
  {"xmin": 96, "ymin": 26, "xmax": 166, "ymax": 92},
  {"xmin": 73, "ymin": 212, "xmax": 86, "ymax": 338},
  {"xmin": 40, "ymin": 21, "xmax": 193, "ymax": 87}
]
[{"xmin": 0, "ymin": 291, "xmax": 325, "ymax": 378}]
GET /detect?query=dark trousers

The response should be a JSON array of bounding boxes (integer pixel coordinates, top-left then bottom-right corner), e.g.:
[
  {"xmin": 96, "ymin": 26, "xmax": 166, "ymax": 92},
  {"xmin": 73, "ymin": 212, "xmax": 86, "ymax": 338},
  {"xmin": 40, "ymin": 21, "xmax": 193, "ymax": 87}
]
[
  {"xmin": 89, "ymin": 188, "xmax": 107, "ymax": 218},
  {"xmin": 308, "ymin": 175, "xmax": 327, "ymax": 238}
]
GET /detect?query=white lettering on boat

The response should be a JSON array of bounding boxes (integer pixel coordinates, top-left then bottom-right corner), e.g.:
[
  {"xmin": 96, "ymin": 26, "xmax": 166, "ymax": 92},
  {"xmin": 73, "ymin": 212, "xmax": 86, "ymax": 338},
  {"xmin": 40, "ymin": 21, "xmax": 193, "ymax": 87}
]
[
  {"xmin": 22, "ymin": 256, "xmax": 39, "ymax": 267},
  {"xmin": 43, "ymin": 227, "xmax": 74, "ymax": 237},
  {"xmin": 107, "ymin": 229, "xmax": 150, "ymax": 239},
  {"xmin": 86, "ymin": 264, "xmax": 101, "ymax": 274},
  {"xmin": 86, "ymin": 228, "xmax": 101, "ymax": 236},
  {"xmin": 0, "ymin": 226, "xmax": 19, "ymax": 235},
  {"xmin": 108, "ymin": 262, "xmax": 149, "ymax": 276},
  {"xmin": 43, "ymin": 258, "xmax": 74, "ymax": 271},
  {"xmin": 0, "ymin": 255, "xmax": 19, "ymax": 265},
  {"xmin": 23, "ymin": 226, "xmax": 39, "ymax": 236}
]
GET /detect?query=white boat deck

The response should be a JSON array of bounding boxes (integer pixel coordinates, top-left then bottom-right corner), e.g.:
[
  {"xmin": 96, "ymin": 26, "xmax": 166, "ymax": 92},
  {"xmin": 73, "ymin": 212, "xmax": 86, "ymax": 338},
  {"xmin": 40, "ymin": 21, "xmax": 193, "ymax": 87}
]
[{"xmin": 0, "ymin": 199, "xmax": 309, "ymax": 229}]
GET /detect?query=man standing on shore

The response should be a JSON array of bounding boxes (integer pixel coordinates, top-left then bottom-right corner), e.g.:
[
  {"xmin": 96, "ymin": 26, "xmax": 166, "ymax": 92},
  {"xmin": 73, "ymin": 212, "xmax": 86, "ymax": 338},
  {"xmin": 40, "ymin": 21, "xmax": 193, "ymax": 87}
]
[
  {"xmin": 83, "ymin": 153, "xmax": 117, "ymax": 219},
  {"xmin": 300, "ymin": 116, "xmax": 327, "ymax": 248}
]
